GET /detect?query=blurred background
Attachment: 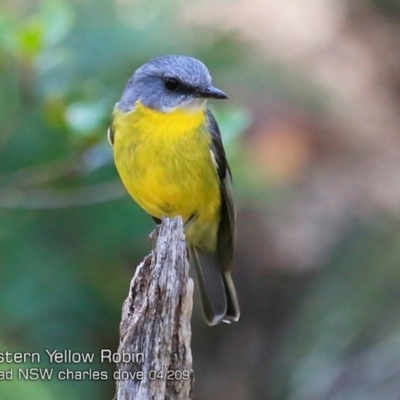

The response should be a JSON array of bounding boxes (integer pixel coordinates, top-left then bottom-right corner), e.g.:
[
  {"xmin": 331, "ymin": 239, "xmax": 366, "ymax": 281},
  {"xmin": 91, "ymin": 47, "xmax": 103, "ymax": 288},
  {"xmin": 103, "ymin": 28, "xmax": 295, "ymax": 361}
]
[{"xmin": 2, "ymin": 0, "xmax": 400, "ymax": 399}]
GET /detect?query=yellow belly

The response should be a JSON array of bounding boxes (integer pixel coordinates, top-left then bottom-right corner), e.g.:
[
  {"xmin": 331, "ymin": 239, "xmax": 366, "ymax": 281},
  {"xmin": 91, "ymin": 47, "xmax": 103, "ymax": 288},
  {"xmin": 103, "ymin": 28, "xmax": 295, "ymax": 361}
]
[{"xmin": 112, "ymin": 102, "xmax": 221, "ymax": 251}]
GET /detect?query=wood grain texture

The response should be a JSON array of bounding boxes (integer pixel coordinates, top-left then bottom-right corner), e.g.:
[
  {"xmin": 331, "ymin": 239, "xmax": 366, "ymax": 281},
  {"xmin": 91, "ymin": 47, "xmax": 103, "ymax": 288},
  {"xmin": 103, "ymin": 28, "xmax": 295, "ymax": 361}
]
[{"xmin": 115, "ymin": 216, "xmax": 194, "ymax": 400}]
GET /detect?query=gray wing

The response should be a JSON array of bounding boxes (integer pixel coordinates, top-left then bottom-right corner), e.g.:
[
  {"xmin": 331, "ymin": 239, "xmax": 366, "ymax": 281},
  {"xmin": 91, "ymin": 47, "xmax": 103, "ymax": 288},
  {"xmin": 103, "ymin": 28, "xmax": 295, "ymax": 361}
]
[
  {"xmin": 206, "ymin": 109, "xmax": 236, "ymax": 272},
  {"xmin": 195, "ymin": 109, "xmax": 238, "ymax": 324}
]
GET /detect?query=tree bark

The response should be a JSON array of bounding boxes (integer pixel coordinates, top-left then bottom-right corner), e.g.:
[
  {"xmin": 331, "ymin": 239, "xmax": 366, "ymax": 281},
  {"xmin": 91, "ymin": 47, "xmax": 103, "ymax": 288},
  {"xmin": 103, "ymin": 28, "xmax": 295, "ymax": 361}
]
[{"xmin": 115, "ymin": 216, "xmax": 194, "ymax": 400}]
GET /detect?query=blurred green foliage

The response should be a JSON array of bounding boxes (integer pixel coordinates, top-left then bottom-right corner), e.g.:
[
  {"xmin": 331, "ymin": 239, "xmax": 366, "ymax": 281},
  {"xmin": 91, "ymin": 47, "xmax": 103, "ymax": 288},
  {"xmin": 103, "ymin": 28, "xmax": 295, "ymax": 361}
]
[
  {"xmin": 3, "ymin": 0, "xmax": 400, "ymax": 400},
  {"xmin": 0, "ymin": 0, "xmax": 255, "ymax": 398}
]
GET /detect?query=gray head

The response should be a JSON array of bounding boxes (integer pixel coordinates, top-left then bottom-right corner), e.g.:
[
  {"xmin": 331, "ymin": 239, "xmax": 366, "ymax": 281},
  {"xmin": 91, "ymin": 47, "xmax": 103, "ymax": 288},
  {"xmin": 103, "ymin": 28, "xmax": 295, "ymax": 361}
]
[{"xmin": 117, "ymin": 55, "xmax": 227, "ymax": 113}]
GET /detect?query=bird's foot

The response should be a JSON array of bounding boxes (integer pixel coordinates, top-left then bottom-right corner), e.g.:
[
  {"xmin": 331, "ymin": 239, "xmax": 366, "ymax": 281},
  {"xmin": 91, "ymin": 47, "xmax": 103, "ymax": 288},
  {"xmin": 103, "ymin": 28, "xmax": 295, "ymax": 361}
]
[
  {"xmin": 184, "ymin": 213, "xmax": 198, "ymax": 229},
  {"xmin": 148, "ymin": 225, "xmax": 160, "ymax": 249}
]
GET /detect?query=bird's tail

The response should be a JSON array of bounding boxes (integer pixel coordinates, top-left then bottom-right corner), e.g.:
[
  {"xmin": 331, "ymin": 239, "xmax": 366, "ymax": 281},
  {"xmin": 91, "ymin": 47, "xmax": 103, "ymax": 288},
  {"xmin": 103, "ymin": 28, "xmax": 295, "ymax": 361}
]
[{"xmin": 189, "ymin": 246, "xmax": 240, "ymax": 325}]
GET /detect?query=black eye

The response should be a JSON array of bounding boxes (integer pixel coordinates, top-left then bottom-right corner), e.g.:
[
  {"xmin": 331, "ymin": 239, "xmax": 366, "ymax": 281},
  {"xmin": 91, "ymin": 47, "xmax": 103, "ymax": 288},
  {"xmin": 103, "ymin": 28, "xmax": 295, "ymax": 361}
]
[{"xmin": 164, "ymin": 77, "xmax": 180, "ymax": 91}]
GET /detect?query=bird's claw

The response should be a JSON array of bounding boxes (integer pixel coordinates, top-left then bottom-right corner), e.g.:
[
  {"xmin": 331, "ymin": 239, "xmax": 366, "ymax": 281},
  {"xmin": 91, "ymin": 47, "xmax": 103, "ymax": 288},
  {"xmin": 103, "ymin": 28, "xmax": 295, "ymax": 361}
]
[{"xmin": 148, "ymin": 225, "xmax": 160, "ymax": 249}]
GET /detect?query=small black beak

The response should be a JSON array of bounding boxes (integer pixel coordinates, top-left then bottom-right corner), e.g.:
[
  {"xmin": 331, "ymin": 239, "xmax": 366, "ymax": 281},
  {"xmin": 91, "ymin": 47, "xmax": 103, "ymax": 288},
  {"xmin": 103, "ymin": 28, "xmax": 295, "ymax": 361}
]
[{"xmin": 199, "ymin": 85, "xmax": 228, "ymax": 100}]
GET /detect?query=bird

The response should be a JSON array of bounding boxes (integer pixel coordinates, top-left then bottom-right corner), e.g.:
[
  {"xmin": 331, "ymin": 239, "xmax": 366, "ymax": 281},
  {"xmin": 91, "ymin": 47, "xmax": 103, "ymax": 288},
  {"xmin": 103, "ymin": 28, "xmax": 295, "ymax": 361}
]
[{"xmin": 108, "ymin": 55, "xmax": 239, "ymax": 325}]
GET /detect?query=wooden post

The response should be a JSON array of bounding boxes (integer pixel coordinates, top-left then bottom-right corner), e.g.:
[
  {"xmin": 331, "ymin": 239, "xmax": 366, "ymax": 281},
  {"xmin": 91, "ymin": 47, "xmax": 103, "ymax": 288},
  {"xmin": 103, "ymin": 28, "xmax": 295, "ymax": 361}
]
[{"xmin": 115, "ymin": 216, "xmax": 194, "ymax": 400}]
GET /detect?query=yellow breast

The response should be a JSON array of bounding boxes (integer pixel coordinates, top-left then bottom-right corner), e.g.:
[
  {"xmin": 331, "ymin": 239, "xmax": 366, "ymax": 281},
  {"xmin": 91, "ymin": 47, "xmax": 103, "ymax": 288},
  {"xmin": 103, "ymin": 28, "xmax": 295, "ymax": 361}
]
[{"xmin": 112, "ymin": 102, "xmax": 221, "ymax": 249}]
